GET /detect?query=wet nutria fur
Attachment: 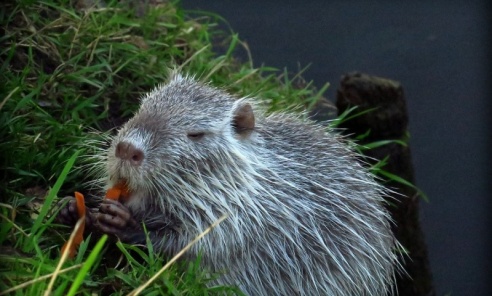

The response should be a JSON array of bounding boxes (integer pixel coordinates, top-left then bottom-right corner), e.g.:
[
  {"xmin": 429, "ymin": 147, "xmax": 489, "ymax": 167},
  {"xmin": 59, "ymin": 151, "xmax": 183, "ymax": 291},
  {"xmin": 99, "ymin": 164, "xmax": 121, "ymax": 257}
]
[{"xmin": 59, "ymin": 72, "xmax": 400, "ymax": 295}]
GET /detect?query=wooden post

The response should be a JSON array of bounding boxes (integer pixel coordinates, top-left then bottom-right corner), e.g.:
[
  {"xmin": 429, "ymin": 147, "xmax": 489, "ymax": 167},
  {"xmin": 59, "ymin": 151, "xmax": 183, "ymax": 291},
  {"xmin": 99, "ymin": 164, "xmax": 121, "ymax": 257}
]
[{"xmin": 336, "ymin": 72, "xmax": 435, "ymax": 296}]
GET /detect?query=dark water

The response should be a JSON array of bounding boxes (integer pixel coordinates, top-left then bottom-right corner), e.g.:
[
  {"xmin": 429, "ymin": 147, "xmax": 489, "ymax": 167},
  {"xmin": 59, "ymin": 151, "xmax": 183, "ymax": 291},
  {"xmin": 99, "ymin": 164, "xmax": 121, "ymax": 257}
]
[{"xmin": 182, "ymin": 1, "xmax": 491, "ymax": 295}]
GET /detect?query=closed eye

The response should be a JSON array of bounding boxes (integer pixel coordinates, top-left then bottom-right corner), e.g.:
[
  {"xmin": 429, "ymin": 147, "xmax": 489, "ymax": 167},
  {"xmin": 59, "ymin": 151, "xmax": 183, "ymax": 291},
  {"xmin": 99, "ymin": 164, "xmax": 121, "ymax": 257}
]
[{"xmin": 187, "ymin": 132, "xmax": 205, "ymax": 140}]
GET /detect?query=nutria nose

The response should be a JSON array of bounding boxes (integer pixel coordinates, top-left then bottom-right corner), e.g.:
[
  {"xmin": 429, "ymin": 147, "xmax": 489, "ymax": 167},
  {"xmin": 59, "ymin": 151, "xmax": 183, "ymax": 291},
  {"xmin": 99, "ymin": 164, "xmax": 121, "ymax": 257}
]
[{"xmin": 115, "ymin": 141, "xmax": 144, "ymax": 166}]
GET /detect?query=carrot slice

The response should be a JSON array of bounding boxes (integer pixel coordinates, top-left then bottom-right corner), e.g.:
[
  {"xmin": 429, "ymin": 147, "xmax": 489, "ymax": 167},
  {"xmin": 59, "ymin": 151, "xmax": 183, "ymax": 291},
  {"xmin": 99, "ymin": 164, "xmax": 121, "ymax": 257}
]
[
  {"xmin": 61, "ymin": 191, "xmax": 86, "ymax": 258},
  {"xmin": 105, "ymin": 187, "xmax": 122, "ymax": 200},
  {"xmin": 74, "ymin": 191, "xmax": 86, "ymax": 217},
  {"xmin": 105, "ymin": 180, "xmax": 129, "ymax": 202}
]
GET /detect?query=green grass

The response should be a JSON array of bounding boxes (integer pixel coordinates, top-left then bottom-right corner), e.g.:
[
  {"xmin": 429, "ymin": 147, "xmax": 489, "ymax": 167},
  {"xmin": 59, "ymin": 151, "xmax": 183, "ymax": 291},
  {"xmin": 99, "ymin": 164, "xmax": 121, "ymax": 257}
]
[{"xmin": 0, "ymin": 0, "xmax": 330, "ymax": 294}]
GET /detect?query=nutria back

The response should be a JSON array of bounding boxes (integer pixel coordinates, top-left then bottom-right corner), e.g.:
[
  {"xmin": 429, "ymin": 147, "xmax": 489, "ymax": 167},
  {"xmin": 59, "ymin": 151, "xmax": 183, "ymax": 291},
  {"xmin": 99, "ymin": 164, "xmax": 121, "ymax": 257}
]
[{"xmin": 105, "ymin": 72, "xmax": 399, "ymax": 295}]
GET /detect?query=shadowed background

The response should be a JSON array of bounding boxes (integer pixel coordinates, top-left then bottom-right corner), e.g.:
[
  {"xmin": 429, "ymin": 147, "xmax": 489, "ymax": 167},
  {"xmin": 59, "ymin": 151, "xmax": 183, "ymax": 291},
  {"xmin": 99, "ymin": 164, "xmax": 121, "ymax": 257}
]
[{"xmin": 182, "ymin": 1, "xmax": 491, "ymax": 295}]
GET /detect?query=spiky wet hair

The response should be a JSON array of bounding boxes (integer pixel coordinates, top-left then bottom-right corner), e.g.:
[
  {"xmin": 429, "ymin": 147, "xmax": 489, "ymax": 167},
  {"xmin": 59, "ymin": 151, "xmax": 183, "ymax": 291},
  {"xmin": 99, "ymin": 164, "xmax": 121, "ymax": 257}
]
[{"xmin": 104, "ymin": 72, "xmax": 400, "ymax": 295}]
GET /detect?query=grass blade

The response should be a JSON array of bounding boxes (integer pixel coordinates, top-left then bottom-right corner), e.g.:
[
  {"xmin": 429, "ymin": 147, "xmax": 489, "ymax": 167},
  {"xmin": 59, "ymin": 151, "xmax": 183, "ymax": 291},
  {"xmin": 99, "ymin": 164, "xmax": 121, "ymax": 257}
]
[
  {"xmin": 30, "ymin": 150, "xmax": 80, "ymax": 240},
  {"xmin": 66, "ymin": 235, "xmax": 108, "ymax": 296}
]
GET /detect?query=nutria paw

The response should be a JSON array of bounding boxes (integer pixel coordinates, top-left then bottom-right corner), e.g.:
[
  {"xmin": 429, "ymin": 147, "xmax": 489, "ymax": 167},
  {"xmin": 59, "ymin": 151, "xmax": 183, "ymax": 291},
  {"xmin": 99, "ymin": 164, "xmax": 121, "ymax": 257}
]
[
  {"xmin": 56, "ymin": 196, "xmax": 95, "ymax": 228},
  {"xmin": 95, "ymin": 199, "xmax": 143, "ymax": 243}
]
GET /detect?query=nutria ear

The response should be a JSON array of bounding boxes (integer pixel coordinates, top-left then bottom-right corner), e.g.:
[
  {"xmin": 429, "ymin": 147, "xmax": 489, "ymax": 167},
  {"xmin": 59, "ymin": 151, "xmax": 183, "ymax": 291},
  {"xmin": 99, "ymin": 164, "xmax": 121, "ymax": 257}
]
[{"xmin": 232, "ymin": 103, "xmax": 255, "ymax": 138}]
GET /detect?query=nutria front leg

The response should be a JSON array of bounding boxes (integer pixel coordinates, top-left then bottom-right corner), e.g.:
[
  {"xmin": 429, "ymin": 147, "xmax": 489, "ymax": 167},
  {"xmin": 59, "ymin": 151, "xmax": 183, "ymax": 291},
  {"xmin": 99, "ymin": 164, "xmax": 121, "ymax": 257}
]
[{"xmin": 95, "ymin": 199, "xmax": 145, "ymax": 244}]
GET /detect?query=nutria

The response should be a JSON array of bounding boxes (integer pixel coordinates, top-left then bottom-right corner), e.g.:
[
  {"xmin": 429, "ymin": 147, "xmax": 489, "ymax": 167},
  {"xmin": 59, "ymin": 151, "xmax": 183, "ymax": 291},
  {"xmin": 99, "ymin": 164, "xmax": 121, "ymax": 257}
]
[{"xmin": 58, "ymin": 72, "xmax": 400, "ymax": 295}]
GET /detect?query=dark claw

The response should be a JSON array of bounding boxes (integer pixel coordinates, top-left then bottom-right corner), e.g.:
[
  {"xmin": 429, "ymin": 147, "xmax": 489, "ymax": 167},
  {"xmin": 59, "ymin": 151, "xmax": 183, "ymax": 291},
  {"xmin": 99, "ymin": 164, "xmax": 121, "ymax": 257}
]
[
  {"xmin": 55, "ymin": 196, "xmax": 81, "ymax": 226},
  {"xmin": 95, "ymin": 199, "xmax": 142, "ymax": 243},
  {"xmin": 55, "ymin": 196, "xmax": 163, "ymax": 245},
  {"xmin": 96, "ymin": 212, "xmax": 129, "ymax": 230},
  {"xmin": 98, "ymin": 199, "xmax": 133, "ymax": 226},
  {"xmin": 55, "ymin": 196, "xmax": 95, "ymax": 229}
]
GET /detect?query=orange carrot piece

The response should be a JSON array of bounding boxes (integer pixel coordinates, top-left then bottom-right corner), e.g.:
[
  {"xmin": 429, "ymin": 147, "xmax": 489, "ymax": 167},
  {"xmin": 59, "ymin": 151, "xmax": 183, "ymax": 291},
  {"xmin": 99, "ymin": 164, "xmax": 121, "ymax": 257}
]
[
  {"xmin": 105, "ymin": 187, "xmax": 122, "ymax": 200},
  {"xmin": 61, "ymin": 191, "xmax": 86, "ymax": 258},
  {"xmin": 105, "ymin": 180, "xmax": 129, "ymax": 202},
  {"xmin": 74, "ymin": 191, "xmax": 86, "ymax": 217}
]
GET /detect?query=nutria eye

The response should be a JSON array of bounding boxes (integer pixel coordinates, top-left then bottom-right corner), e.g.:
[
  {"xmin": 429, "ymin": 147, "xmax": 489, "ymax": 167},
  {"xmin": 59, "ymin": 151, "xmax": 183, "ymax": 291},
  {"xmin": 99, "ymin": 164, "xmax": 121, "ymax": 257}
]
[{"xmin": 187, "ymin": 132, "xmax": 205, "ymax": 140}]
